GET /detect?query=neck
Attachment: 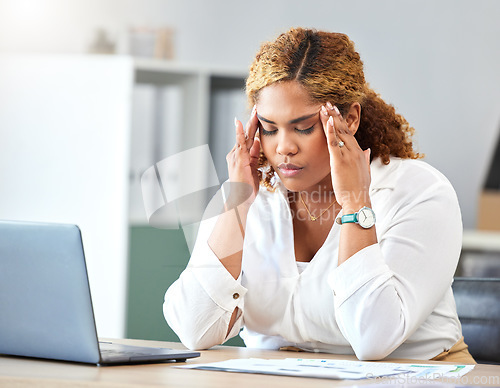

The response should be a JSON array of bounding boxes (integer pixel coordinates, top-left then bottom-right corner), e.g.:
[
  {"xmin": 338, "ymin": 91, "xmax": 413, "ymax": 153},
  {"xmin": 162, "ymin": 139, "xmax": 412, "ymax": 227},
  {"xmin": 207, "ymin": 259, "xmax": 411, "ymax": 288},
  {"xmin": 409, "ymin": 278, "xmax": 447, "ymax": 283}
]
[
  {"xmin": 299, "ymin": 186, "xmax": 335, "ymax": 206},
  {"xmin": 294, "ymin": 189, "xmax": 337, "ymax": 223}
]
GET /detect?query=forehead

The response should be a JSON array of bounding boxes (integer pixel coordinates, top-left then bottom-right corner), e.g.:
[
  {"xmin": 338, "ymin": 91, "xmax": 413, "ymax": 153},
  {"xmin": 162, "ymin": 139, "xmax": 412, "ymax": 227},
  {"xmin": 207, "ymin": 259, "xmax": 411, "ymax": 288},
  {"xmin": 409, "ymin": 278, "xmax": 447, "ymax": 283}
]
[{"xmin": 256, "ymin": 81, "xmax": 319, "ymax": 121}]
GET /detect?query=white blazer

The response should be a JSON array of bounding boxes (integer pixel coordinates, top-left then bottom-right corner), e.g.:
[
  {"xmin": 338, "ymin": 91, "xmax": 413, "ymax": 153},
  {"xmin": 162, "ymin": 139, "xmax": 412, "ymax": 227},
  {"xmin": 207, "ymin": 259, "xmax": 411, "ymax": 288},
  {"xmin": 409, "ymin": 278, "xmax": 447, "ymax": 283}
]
[{"xmin": 163, "ymin": 157, "xmax": 463, "ymax": 360}]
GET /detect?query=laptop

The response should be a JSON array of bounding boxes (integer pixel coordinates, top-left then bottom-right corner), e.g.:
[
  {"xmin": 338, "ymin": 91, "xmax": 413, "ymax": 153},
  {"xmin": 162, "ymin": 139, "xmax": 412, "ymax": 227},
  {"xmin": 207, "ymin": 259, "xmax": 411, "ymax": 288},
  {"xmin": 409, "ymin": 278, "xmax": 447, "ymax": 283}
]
[{"xmin": 0, "ymin": 220, "xmax": 200, "ymax": 365}]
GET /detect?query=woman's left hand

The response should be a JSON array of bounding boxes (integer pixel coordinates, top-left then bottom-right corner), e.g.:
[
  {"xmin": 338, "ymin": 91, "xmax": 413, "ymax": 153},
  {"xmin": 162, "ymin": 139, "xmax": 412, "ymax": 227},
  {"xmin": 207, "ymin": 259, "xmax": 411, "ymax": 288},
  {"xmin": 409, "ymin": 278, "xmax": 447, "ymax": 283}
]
[{"xmin": 320, "ymin": 103, "xmax": 372, "ymax": 213}]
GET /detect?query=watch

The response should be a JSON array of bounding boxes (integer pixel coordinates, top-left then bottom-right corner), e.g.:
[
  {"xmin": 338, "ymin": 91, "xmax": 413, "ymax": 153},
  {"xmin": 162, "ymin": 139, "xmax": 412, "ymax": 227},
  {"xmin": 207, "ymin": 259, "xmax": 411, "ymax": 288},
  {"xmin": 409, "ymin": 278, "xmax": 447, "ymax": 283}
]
[{"xmin": 339, "ymin": 206, "xmax": 376, "ymax": 229}]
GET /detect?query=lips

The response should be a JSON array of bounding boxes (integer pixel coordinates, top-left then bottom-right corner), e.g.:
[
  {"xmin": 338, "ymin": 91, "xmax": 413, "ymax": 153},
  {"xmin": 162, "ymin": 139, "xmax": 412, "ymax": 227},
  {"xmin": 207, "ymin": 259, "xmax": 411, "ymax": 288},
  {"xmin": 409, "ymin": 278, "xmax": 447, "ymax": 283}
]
[{"xmin": 277, "ymin": 163, "xmax": 303, "ymax": 178}]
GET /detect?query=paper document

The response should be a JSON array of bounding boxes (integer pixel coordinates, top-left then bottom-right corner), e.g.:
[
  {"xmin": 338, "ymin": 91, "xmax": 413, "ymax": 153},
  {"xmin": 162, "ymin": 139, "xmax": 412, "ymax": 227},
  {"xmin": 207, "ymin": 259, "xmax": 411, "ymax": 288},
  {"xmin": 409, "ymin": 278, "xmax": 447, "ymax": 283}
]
[{"xmin": 178, "ymin": 358, "xmax": 475, "ymax": 381}]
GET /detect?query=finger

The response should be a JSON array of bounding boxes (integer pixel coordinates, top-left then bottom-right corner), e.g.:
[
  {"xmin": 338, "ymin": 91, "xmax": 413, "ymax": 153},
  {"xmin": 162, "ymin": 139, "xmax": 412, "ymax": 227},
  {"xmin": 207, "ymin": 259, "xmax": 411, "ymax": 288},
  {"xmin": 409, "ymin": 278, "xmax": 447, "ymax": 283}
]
[
  {"xmin": 326, "ymin": 116, "xmax": 343, "ymax": 157},
  {"xmin": 322, "ymin": 110, "xmax": 342, "ymax": 148},
  {"xmin": 246, "ymin": 105, "xmax": 257, "ymax": 127},
  {"xmin": 249, "ymin": 137, "xmax": 261, "ymax": 166},
  {"xmin": 320, "ymin": 105, "xmax": 330, "ymax": 132},
  {"xmin": 364, "ymin": 148, "xmax": 371, "ymax": 169},
  {"xmin": 323, "ymin": 103, "xmax": 349, "ymax": 149},
  {"xmin": 245, "ymin": 105, "xmax": 259, "ymax": 149},
  {"xmin": 328, "ymin": 105, "xmax": 361, "ymax": 151},
  {"xmin": 235, "ymin": 117, "xmax": 247, "ymax": 152},
  {"xmin": 325, "ymin": 103, "xmax": 350, "ymax": 136},
  {"xmin": 320, "ymin": 105, "xmax": 334, "ymax": 139},
  {"xmin": 335, "ymin": 106, "xmax": 351, "ymax": 135},
  {"xmin": 331, "ymin": 117, "xmax": 351, "ymax": 151}
]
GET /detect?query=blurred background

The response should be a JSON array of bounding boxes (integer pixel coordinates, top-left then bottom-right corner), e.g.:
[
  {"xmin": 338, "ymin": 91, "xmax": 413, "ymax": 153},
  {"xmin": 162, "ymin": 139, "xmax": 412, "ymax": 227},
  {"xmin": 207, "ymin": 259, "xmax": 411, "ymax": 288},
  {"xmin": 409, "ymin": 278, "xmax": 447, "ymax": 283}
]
[{"xmin": 0, "ymin": 0, "xmax": 499, "ymax": 346}]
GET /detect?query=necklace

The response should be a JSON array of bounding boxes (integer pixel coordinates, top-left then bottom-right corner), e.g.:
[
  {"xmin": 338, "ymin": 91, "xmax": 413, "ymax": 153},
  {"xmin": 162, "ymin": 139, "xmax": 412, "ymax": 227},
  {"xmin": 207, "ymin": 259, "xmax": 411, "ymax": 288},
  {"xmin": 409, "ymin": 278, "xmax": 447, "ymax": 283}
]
[{"xmin": 299, "ymin": 191, "xmax": 336, "ymax": 221}]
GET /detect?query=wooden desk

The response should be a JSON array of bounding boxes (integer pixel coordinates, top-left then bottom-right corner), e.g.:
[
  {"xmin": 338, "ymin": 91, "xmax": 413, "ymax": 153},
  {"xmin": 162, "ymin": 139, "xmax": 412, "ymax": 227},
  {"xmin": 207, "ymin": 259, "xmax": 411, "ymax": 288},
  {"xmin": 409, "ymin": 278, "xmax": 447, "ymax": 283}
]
[{"xmin": 1, "ymin": 339, "xmax": 499, "ymax": 387}]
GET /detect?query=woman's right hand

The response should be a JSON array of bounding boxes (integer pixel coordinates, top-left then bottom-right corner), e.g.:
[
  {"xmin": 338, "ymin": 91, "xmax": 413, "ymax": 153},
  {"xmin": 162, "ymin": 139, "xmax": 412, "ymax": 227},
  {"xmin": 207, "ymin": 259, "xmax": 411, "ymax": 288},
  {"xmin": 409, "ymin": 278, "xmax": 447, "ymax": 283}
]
[
  {"xmin": 208, "ymin": 107, "xmax": 260, "ymax": 279},
  {"xmin": 226, "ymin": 106, "xmax": 261, "ymax": 207}
]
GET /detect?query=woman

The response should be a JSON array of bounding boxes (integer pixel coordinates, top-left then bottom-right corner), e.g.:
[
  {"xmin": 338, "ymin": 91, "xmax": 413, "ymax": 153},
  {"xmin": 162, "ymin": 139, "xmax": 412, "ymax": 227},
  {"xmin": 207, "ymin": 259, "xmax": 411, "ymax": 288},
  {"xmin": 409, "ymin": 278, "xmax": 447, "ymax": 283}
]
[{"xmin": 163, "ymin": 28, "xmax": 475, "ymax": 363}]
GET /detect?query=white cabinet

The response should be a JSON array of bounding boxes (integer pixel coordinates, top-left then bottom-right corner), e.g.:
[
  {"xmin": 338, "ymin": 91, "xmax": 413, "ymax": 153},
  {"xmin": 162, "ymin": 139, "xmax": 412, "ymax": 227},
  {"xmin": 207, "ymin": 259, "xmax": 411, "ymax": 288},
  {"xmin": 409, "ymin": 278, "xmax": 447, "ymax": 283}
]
[
  {"xmin": 0, "ymin": 55, "xmax": 247, "ymax": 339},
  {"xmin": 0, "ymin": 54, "xmax": 133, "ymax": 338},
  {"xmin": 126, "ymin": 60, "xmax": 248, "ymax": 342},
  {"xmin": 129, "ymin": 58, "xmax": 247, "ymax": 228}
]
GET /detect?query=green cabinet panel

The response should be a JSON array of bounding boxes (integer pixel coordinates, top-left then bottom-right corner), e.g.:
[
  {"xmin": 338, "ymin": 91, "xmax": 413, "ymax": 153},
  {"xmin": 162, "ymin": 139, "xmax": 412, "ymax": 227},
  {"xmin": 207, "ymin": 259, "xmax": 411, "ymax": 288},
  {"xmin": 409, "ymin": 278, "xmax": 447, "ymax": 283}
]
[{"xmin": 126, "ymin": 226, "xmax": 244, "ymax": 347}]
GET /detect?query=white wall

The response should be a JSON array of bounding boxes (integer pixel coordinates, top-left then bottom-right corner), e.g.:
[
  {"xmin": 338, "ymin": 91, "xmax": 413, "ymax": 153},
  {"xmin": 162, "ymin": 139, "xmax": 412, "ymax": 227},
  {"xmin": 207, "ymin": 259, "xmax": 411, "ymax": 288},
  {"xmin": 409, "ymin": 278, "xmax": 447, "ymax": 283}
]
[
  {"xmin": 0, "ymin": 55, "xmax": 132, "ymax": 338},
  {"xmin": 0, "ymin": 0, "xmax": 498, "ymax": 228}
]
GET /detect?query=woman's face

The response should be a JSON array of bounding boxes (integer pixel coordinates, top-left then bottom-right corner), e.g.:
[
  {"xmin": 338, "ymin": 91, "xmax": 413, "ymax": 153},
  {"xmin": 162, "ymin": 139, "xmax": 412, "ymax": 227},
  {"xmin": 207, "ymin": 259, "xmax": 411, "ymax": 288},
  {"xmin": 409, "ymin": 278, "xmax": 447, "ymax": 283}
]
[{"xmin": 256, "ymin": 81, "xmax": 332, "ymax": 193}]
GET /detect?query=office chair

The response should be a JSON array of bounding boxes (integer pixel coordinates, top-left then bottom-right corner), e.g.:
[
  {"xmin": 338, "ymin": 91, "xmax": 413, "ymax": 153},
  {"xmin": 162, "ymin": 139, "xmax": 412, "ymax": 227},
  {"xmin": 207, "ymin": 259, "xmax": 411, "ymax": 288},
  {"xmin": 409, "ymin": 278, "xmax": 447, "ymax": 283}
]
[{"xmin": 452, "ymin": 277, "xmax": 500, "ymax": 364}]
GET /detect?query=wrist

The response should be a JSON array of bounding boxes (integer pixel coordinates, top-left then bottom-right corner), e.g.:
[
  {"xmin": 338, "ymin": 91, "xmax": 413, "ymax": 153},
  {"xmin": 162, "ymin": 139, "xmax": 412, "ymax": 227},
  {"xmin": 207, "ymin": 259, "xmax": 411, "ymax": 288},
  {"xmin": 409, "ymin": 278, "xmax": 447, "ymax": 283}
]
[
  {"xmin": 225, "ymin": 195, "xmax": 254, "ymax": 213},
  {"xmin": 225, "ymin": 182, "xmax": 256, "ymax": 210},
  {"xmin": 338, "ymin": 189, "xmax": 371, "ymax": 214},
  {"xmin": 339, "ymin": 205, "xmax": 376, "ymax": 229},
  {"xmin": 342, "ymin": 201, "xmax": 372, "ymax": 215}
]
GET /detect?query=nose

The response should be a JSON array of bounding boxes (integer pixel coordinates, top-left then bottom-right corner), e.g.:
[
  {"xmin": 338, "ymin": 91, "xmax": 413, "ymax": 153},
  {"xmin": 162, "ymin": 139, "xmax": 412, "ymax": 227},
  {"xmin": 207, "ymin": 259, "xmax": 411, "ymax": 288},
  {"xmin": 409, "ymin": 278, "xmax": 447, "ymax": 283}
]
[{"xmin": 276, "ymin": 131, "xmax": 298, "ymax": 156}]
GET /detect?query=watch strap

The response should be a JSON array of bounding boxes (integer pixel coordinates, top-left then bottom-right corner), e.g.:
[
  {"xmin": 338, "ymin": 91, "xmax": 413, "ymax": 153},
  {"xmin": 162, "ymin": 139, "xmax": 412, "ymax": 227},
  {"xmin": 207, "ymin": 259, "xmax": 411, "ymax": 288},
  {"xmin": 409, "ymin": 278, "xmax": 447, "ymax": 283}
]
[{"xmin": 340, "ymin": 213, "xmax": 358, "ymax": 224}]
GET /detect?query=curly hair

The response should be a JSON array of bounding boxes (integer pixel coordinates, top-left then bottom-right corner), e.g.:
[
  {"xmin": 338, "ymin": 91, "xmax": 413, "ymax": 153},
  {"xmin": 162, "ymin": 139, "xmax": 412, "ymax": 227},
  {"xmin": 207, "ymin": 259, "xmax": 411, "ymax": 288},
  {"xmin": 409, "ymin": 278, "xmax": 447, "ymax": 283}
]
[{"xmin": 246, "ymin": 27, "xmax": 422, "ymax": 189}]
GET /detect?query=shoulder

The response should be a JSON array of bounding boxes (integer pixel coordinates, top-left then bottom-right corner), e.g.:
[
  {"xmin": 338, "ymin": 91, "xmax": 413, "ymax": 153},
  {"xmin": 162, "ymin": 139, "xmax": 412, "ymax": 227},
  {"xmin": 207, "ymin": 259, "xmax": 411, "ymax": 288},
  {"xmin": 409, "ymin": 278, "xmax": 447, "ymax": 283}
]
[
  {"xmin": 371, "ymin": 157, "xmax": 454, "ymax": 193},
  {"xmin": 370, "ymin": 158, "xmax": 462, "ymax": 236},
  {"xmin": 370, "ymin": 157, "xmax": 460, "ymax": 217}
]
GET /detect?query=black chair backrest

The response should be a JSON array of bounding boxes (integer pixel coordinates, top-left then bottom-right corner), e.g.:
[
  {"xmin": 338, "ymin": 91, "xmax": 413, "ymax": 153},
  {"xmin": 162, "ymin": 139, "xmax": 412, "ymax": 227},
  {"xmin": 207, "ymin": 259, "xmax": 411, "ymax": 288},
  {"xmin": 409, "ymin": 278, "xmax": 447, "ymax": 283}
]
[{"xmin": 452, "ymin": 277, "xmax": 500, "ymax": 364}]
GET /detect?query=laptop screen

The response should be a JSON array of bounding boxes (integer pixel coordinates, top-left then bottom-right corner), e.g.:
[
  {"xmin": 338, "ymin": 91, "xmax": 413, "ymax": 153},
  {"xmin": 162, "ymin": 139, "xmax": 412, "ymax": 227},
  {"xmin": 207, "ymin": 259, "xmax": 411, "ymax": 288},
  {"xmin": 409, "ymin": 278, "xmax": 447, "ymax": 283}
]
[{"xmin": 0, "ymin": 221, "xmax": 101, "ymax": 364}]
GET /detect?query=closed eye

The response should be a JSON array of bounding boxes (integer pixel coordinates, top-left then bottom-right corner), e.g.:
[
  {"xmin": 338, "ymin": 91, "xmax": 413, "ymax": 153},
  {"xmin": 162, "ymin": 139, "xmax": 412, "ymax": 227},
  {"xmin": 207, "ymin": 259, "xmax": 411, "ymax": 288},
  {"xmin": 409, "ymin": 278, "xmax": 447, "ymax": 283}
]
[
  {"xmin": 260, "ymin": 127, "xmax": 277, "ymax": 136},
  {"xmin": 296, "ymin": 125, "xmax": 314, "ymax": 135},
  {"xmin": 260, "ymin": 125, "xmax": 315, "ymax": 136}
]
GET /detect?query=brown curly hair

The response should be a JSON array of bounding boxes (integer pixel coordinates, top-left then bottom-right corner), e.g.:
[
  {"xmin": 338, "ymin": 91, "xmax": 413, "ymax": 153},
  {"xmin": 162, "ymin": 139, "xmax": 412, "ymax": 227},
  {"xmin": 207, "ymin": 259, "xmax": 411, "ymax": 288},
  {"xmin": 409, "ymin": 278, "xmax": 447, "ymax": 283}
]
[{"xmin": 246, "ymin": 27, "xmax": 422, "ymax": 189}]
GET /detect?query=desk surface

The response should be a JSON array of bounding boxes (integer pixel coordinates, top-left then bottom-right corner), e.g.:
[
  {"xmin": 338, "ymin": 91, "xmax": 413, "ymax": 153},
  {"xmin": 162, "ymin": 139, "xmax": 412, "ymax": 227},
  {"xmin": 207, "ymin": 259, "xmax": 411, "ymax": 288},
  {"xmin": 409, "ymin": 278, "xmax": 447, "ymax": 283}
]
[{"xmin": 1, "ymin": 339, "xmax": 499, "ymax": 387}]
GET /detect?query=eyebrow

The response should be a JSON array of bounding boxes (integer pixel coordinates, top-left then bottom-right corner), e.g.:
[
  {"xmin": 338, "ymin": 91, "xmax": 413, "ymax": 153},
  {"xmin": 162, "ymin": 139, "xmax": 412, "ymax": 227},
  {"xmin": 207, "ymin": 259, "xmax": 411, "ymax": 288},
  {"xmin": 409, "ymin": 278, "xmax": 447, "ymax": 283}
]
[{"xmin": 257, "ymin": 112, "xmax": 318, "ymax": 125}]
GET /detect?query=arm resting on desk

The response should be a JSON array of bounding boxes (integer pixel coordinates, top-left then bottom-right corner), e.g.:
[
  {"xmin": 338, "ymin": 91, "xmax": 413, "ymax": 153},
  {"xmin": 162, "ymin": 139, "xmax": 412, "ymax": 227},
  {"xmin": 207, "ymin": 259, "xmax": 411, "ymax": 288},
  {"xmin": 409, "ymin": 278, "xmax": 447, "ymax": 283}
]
[
  {"xmin": 329, "ymin": 180, "xmax": 462, "ymax": 360},
  {"xmin": 163, "ymin": 215, "xmax": 247, "ymax": 350}
]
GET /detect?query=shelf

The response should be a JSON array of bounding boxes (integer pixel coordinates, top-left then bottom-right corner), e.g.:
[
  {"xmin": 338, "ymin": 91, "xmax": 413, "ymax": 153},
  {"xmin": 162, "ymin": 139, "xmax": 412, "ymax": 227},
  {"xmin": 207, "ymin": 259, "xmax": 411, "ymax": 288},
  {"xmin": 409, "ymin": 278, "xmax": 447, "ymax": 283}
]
[
  {"xmin": 133, "ymin": 57, "xmax": 247, "ymax": 78},
  {"xmin": 127, "ymin": 61, "xmax": 248, "ymax": 343},
  {"xmin": 462, "ymin": 229, "xmax": 500, "ymax": 251},
  {"xmin": 129, "ymin": 58, "xmax": 247, "ymax": 226}
]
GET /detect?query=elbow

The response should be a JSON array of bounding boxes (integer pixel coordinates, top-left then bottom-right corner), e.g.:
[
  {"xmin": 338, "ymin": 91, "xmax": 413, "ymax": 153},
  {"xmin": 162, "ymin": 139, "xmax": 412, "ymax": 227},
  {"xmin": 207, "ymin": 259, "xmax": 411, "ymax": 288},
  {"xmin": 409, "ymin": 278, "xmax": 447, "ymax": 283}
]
[
  {"xmin": 351, "ymin": 332, "xmax": 400, "ymax": 360},
  {"xmin": 163, "ymin": 301, "xmax": 223, "ymax": 351},
  {"xmin": 163, "ymin": 308, "xmax": 213, "ymax": 351},
  {"xmin": 164, "ymin": 317, "xmax": 214, "ymax": 351},
  {"xmin": 353, "ymin": 344, "xmax": 393, "ymax": 361},
  {"xmin": 177, "ymin": 336, "xmax": 212, "ymax": 351},
  {"xmin": 348, "ymin": 324, "xmax": 405, "ymax": 361},
  {"xmin": 176, "ymin": 328, "xmax": 225, "ymax": 351},
  {"xmin": 337, "ymin": 304, "xmax": 407, "ymax": 360}
]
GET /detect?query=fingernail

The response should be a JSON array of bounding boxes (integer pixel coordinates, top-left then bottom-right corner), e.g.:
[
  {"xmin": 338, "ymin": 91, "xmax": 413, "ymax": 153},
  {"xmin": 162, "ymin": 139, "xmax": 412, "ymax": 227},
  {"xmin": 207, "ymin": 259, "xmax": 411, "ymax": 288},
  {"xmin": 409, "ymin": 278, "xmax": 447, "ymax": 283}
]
[
  {"xmin": 333, "ymin": 105, "xmax": 340, "ymax": 115},
  {"xmin": 326, "ymin": 101, "xmax": 334, "ymax": 110},
  {"xmin": 328, "ymin": 116, "xmax": 334, "ymax": 127},
  {"xmin": 321, "ymin": 105, "xmax": 328, "ymax": 116},
  {"xmin": 234, "ymin": 117, "xmax": 238, "ymax": 126}
]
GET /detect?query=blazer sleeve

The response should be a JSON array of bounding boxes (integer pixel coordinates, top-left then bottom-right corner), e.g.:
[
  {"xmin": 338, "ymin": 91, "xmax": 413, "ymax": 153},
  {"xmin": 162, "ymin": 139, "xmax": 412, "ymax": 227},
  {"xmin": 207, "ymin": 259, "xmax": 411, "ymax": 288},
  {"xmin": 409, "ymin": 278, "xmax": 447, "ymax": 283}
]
[
  {"xmin": 328, "ymin": 175, "xmax": 462, "ymax": 360},
  {"xmin": 163, "ymin": 204, "xmax": 248, "ymax": 350}
]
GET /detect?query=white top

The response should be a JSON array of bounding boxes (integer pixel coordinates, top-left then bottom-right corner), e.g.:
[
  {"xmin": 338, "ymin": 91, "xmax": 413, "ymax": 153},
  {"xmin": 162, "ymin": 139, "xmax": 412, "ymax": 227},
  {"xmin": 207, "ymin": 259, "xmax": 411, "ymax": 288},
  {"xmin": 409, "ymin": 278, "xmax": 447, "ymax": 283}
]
[
  {"xmin": 163, "ymin": 157, "xmax": 463, "ymax": 360},
  {"xmin": 296, "ymin": 261, "xmax": 309, "ymax": 274}
]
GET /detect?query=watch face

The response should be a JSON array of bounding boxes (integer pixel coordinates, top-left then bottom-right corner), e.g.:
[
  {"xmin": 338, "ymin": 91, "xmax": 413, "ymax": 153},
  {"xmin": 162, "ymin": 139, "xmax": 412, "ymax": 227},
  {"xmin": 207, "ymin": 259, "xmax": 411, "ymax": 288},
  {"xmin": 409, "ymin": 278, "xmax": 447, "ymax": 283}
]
[{"xmin": 358, "ymin": 207, "xmax": 376, "ymax": 228}]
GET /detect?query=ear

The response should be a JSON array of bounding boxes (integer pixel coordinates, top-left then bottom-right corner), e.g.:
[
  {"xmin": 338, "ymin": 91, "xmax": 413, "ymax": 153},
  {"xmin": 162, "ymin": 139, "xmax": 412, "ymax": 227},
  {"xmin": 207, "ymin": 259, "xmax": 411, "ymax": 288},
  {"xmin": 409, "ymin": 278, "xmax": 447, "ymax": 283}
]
[{"xmin": 345, "ymin": 102, "xmax": 361, "ymax": 135}]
